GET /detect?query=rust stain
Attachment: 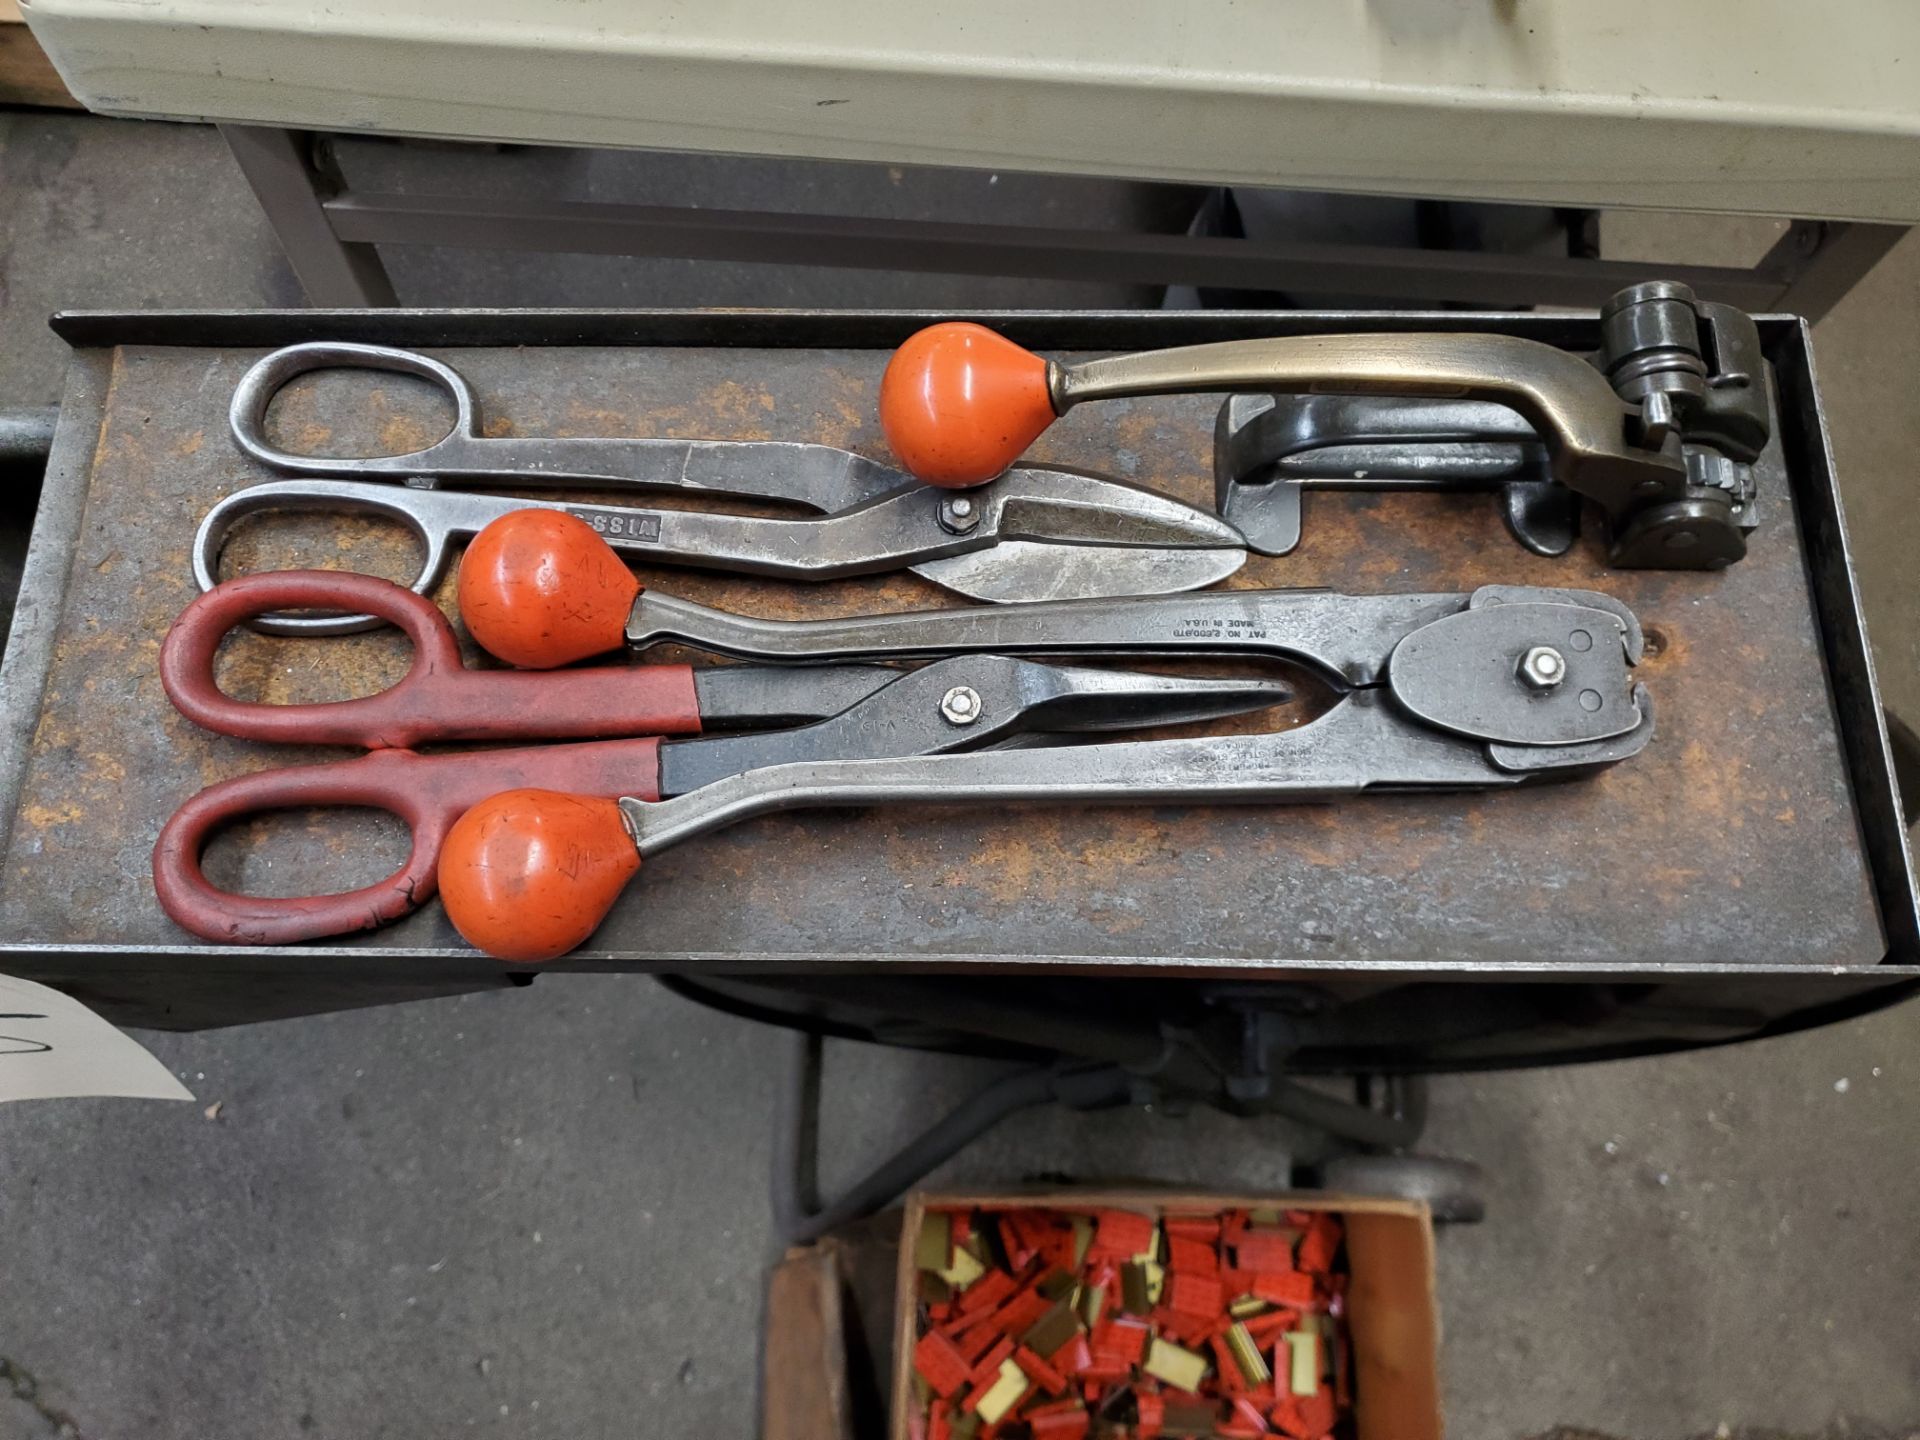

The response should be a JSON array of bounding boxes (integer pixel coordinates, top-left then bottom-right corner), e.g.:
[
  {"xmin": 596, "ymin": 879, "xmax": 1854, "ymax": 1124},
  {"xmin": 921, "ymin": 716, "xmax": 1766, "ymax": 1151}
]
[
  {"xmin": 561, "ymin": 403, "xmax": 638, "ymax": 430},
  {"xmin": 631, "ymin": 402, "xmax": 694, "ymax": 436},
  {"xmin": 1077, "ymin": 820, "xmax": 1180, "ymax": 875},
  {"xmin": 210, "ymin": 627, "xmax": 413, "ymax": 709},
  {"xmin": 1640, "ymin": 624, "xmax": 1680, "ymax": 668},
  {"xmin": 21, "ymin": 802, "xmax": 85, "ymax": 829},
  {"xmin": 937, "ymin": 818, "xmax": 1056, "ymax": 905},
  {"xmin": 1648, "ymin": 865, "xmax": 1705, "ymax": 888},
  {"xmin": 1672, "ymin": 741, "xmax": 1733, "ymax": 823},
  {"xmin": 174, "ymin": 429, "xmax": 205, "ymax": 457},
  {"xmin": 1109, "ymin": 408, "xmax": 1164, "ymax": 456},
  {"xmin": 699, "ymin": 380, "xmax": 777, "ymax": 439},
  {"xmin": 929, "ymin": 811, "xmax": 1189, "ymax": 910},
  {"xmin": 86, "ymin": 753, "xmax": 127, "ymax": 785},
  {"xmin": 29, "ymin": 705, "xmax": 71, "ymax": 751},
  {"xmin": 378, "ymin": 414, "xmax": 439, "ymax": 455},
  {"xmin": 822, "ymin": 396, "xmax": 869, "ymax": 449}
]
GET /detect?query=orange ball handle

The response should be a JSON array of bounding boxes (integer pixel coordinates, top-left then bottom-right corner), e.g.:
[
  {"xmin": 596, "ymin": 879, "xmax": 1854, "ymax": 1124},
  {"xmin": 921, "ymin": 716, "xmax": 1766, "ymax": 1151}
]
[
  {"xmin": 457, "ymin": 510, "xmax": 641, "ymax": 669},
  {"xmin": 879, "ymin": 323, "xmax": 1058, "ymax": 488},
  {"xmin": 438, "ymin": 789, "xmax": 641, "ymax": 962}
]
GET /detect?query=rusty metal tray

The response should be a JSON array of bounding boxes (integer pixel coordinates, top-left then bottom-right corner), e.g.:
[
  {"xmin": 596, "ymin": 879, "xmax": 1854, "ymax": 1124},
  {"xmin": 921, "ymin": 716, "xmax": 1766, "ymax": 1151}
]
[{"xmin": 2, "ymin": 309, "xmax": 1914, "ymax": 1033}]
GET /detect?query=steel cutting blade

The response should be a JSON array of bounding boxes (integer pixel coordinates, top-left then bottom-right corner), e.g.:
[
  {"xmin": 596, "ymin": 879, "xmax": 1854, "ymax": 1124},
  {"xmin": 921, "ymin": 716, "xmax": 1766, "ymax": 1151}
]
[{"xmin": 910, "ymin": 467, "xmax": 1247, "ymax": 602}]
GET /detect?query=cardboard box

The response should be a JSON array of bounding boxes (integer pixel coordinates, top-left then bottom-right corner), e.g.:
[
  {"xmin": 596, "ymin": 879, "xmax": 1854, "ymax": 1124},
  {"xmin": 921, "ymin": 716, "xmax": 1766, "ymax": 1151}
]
[{"xmin": 891, "ymin": 1189, "xmax": 1442, "ymax": 1440}]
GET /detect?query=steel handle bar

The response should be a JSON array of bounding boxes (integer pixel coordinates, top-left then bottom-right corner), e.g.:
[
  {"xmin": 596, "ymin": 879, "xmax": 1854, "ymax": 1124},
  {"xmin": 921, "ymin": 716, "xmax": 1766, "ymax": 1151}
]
[
  {"xmin": 880, "ymin": 323, "xmax": 1681, "ymax": 515},
  {"xmin": 619, "ymin": 693, "xmax": 1511, "ymax": 858},
  {"xmin": 434, "ymin": 696, "xmax": 1539, "ymax": 962},
  {"xmin": 625, "ymin": 587, "xmax": 1468, "ymax": 687},
  {"xmin": 1052, "ymin": 333, "xmax": 1673, "ymax": 517}
]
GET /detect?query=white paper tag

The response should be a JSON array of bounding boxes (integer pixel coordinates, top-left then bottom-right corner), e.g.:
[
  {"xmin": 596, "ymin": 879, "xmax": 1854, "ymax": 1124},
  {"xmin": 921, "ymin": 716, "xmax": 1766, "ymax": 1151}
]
[{"xmin": 0, "ymin": 974, "xmax": 195, "ymax": 1103}]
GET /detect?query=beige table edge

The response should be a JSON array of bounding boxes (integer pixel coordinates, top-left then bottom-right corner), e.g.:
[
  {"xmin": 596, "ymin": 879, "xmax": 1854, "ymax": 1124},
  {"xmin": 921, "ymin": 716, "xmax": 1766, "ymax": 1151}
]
[{"xmin": 19, "ymin": 0, "xmax": 1920, "ymax": 222}]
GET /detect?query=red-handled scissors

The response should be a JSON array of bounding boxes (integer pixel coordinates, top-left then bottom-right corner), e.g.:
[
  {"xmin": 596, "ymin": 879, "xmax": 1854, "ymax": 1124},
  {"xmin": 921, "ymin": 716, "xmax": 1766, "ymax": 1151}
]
[{"xmin": 151, "ymin": 570, "xmax": 904, "ymax": 945}]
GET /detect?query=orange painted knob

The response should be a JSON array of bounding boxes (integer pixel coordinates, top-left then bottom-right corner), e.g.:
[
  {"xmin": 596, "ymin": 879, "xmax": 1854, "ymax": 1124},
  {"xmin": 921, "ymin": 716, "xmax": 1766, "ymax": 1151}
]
[
  {"xmin": 458, "ymin": 510, "xmax": 639, "ymax": 669},
  {"xmin": 880, "ymin": 323, "xmax": 1057, "ymax": 488},
  {"xmin": 438, "ymin": 789, "xmax": 641, "ymax": 962}
]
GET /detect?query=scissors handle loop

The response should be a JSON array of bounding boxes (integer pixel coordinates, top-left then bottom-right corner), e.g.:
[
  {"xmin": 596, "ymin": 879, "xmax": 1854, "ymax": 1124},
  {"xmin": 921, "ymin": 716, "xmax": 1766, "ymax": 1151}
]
[
  {"xmin": 229, "ymin": 341, "xmax": 477, "ymax": 477},
  {"xmin": 152, "ymin": 739, "xmax": 664, "ymax": 945},
  {"xmin": 160, "ymin": 571, "xmax": 703, "ymax": 748},
  {"xmin": 192, "ymin": 480, "xmax": 455, "ymax": 637}
]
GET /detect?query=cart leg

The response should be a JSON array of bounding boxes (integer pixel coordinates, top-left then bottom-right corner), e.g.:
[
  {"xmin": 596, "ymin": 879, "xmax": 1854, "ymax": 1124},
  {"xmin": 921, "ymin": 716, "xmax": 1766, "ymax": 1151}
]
[
  {"xmin": 221, "ymin": 125, "xmax": 400, "ymax": 307},
  {"xmin": 771, "ymin": 1030, "xmax": 1139, "ymax": 1247},
  {"xmin": 1760, "ymin": 220, "xmax": 1908, "ymax": 323}
]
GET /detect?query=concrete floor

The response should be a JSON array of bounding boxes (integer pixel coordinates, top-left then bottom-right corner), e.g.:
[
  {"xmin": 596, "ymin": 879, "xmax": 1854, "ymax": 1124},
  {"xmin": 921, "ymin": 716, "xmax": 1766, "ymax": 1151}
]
[{"xmin": 2, "ymin": 114, "xmax": 1918, "ymax": 1440}]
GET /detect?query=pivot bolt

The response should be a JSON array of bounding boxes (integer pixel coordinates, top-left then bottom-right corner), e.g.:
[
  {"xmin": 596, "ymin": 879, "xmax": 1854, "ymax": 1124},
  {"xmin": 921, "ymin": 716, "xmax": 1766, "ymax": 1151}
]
[
  {"xmin": 1519, "ymin": 645, "xmax": 1566, "ymax": 691},
  {"xmin": 939, "ymin": 685, "xmax": 983, "ymax": 726},
  {"xmin": 938, "ymin": 495, "xmax": 981, "ymax": 534}
]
